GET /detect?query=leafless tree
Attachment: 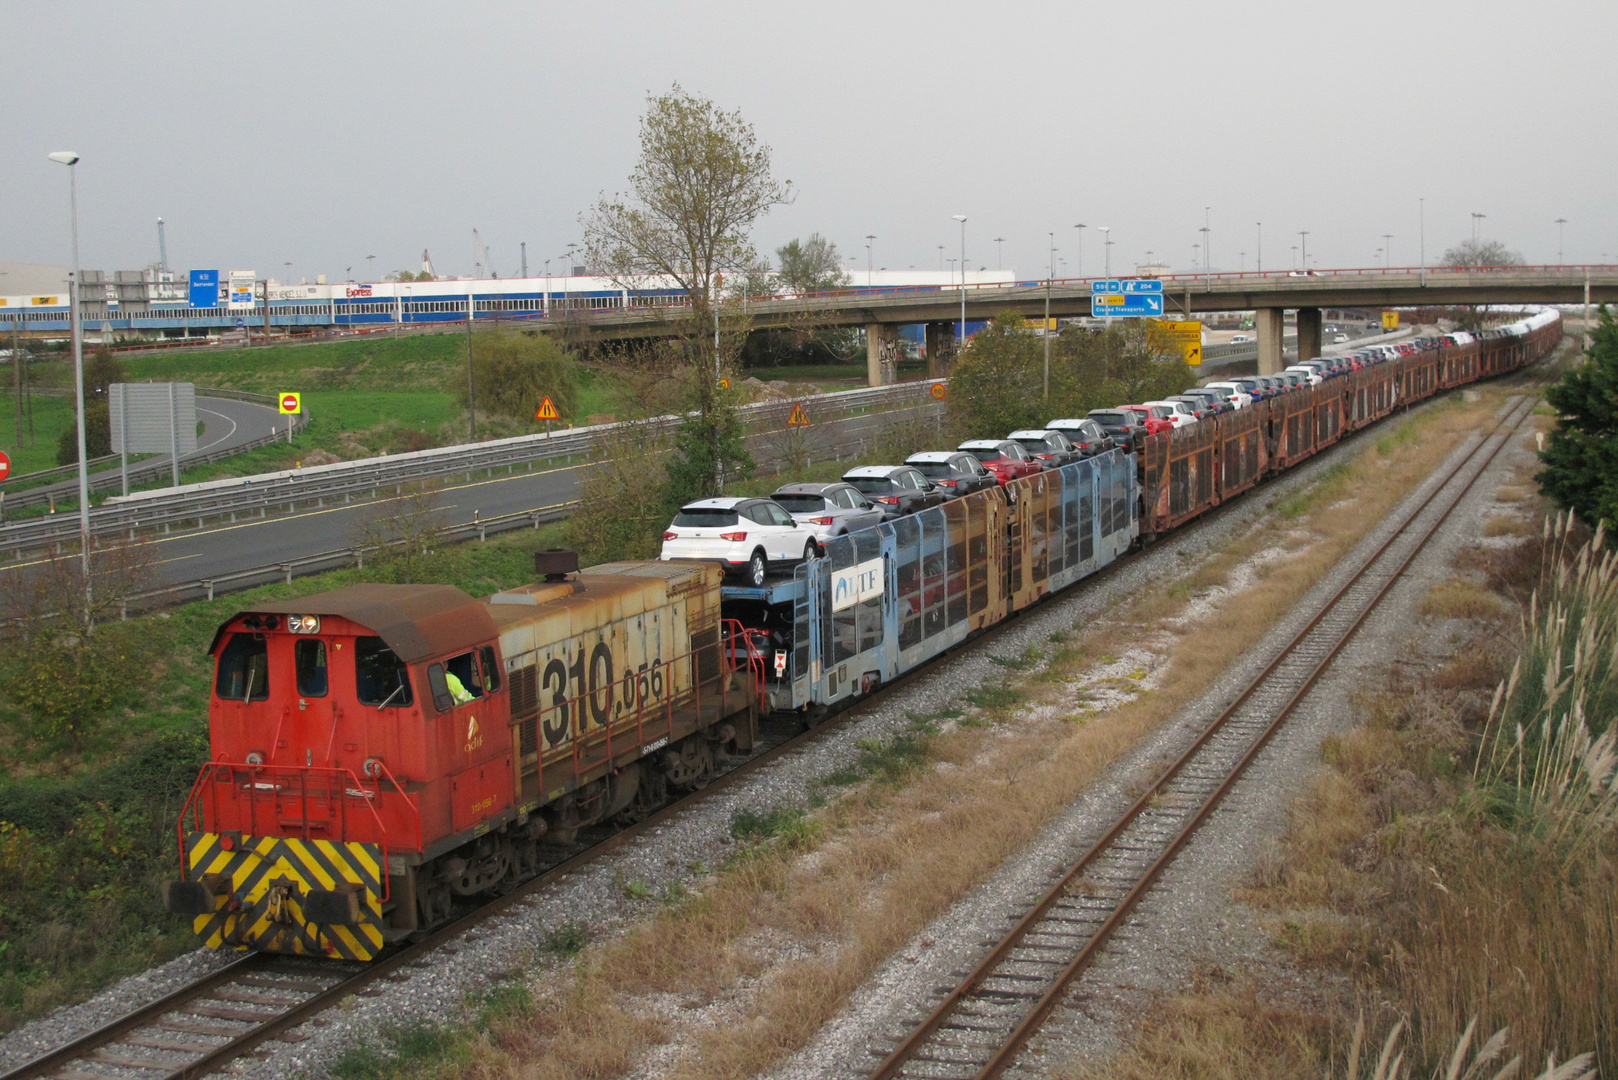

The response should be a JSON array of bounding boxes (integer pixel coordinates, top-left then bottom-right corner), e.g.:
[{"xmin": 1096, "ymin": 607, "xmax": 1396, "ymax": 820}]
[{"xmin": 349, "ymin": 481, "xmax": 446, "ymax": 584}]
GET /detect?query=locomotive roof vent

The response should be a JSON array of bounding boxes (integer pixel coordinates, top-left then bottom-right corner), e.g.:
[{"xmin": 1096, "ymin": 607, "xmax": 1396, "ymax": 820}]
[{"xmin": 534, "ymin": 549, "xmax": 580, "ymax": 581}]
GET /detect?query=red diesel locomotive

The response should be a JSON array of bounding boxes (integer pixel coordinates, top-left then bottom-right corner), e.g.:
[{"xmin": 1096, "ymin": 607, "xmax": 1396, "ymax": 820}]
[{"xmin": 164, "ymin": 553, "xmax": 763, "ymax": 959}]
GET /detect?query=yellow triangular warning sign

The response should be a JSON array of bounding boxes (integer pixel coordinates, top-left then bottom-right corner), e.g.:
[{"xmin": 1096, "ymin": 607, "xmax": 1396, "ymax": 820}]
[
  {"xmin": 535, "ymin": 396, "xmax": 560, "ymax": 421},
  {"xmin": 787, "ymin": 402, "xmax": 809, "ymax": 426}
]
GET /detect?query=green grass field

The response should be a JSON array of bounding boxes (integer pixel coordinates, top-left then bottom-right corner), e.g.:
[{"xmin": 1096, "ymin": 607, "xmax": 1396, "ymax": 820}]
[{"xmin": 0, "ymin": 393, "xmax": 76, "ymax": 475}]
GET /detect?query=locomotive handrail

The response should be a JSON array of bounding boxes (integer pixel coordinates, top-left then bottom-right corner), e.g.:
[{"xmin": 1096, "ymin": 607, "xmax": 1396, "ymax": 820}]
[{"xmin": 176, "ymin": 761, "xmax": 404, "ymax": 900}]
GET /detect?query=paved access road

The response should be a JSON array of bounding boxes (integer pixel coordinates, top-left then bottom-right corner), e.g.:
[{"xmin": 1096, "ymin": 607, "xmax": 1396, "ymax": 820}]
[{"xmin": 17, "ymin": 393, "xmax": 284, "ymax": 504}]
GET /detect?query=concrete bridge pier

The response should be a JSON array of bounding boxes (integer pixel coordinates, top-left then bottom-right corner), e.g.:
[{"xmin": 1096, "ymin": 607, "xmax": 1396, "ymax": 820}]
[
  {"xmin": 925, "ymin": 322, "xmax": 956, "ymax": 378},
  {"xmin": 866, "ymin": 322, "xmax": 900, "ymax": 385},
  {"xmin": 1256, "ymin": 308, "xmax": 1286, "ymax": 375},
  {"xmin": 1297, "ymin": 307, "xmax": 1322, "ymax": 363}
]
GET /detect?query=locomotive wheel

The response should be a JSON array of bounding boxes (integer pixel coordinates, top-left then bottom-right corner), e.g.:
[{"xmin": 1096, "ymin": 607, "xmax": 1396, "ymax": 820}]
[{"xmin": 662, "ymin": 736, "xmax": 714, "ymax": 791}]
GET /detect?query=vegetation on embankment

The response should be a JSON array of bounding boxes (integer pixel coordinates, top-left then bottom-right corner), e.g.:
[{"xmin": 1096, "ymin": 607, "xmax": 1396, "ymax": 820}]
[{"xmin": 1081, "ymin": 497, "xmax": 1614, "ymax": 1071}]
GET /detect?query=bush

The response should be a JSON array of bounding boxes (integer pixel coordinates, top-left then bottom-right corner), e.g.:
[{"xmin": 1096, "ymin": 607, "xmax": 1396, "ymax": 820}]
[
  {"xmin": 1538, "ymin": 307, "xmax": 1618, "ymax": 532},
  {"xmin": 458, "ymin": 332, "xmax": 581, "ymax": 424}
]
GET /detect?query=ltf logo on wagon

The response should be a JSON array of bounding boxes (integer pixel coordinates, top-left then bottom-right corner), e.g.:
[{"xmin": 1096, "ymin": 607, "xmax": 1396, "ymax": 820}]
[{"xmin": 1090, "ymin": 278, "xmax": 1163, "ymax": 318}]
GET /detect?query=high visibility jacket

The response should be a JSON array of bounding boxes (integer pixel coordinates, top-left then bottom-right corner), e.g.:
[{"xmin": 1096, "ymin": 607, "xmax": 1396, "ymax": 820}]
[{"xmin": 444, "ymin": 670, "xmax": 475, "ymax": 705}]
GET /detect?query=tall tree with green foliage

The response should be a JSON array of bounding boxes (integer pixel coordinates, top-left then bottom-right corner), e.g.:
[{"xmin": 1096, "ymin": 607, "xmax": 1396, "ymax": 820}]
[
  {"xmin": 583, "ymin": 84, "xmax": 787, "ymax": 496},
  {"xmin": 775, "ymin": 234, "xmax": 850, "ymax": 294},
  {"xmin": 1538, "ymin": 308, "xmax": 1618, "ymax": 531}
]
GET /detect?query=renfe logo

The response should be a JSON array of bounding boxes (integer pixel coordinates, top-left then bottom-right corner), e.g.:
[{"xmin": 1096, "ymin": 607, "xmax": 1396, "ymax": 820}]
[{"xmin": 831, "ymin": 557, "xmax": 885, "ymax": 612}]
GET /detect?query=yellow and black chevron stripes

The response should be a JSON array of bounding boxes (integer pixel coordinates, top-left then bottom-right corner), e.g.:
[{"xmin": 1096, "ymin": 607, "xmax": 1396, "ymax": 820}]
[{"xmin": 184, "ymin": 833, "xmax": 386, "ymax": 961}]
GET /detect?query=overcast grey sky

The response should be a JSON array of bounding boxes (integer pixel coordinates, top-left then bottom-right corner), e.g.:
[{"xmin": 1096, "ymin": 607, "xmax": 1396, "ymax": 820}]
[{"xmin": 5, "ymin": 0, "xmax": 1614, "ymax": 283}]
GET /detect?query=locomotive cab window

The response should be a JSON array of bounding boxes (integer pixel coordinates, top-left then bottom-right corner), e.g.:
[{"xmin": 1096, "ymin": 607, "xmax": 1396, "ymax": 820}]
[
  {"xmin": 355, "ymin": 637, "xmax": 413, "ymax": 707},
  {"xmin": 294, "ymin": 639, "xmax": 328, "ymax": 697},
  {"xmin": 429, "ymin": 651, "xmax": 484, "ymax": 711},
  {"xmin": 216, "ymin": 633, "xmax": 269, "ymax": 702}
]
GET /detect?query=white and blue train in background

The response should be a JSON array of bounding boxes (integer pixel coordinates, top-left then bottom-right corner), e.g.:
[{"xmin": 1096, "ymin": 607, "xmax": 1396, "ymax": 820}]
[{"xmin": 0, "ymin": 269, "xmax": 1016, "ymax": 340}]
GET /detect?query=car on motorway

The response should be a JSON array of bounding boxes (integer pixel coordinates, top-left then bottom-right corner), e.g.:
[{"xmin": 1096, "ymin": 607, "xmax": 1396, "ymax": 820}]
[
  {"xmin": 904, "ymin": 451, "xmax": 1001, "ymax": 498},
  {"xmin": 1230, "ymin": 333, "xmax": 1252, "ymax": 344},
  {"xmin": 841, "ymin": 465, "xmax": 949, "ymax": 520},
  {"xmin": 1200, "ymin": 381, "xmax": 1253, "ymax": 408},
  {"xmin": 956, "ymin": 439, "xmax": 1045, "ymax": 483},
  {"xmin": 661, "ymin": 497, "xmax": 821, "ymax": 585},
  {"xmin": 1007, "ymin": 429, "xmax": 1085, "ymax": 469},
  {"xmin": 1085, "ymin": 408, "xmax": 1148, "ymax": 452},
  {"xmin": 1120, "ymin": 405, "xmax": 1177, "ymax": 435},
  {"xmin": 1044, "ymin": 418, "xmax": 1118, "ymax": 457},
  {"xmin": 769, "ymin": 482, "xmax": 886, "ymax": 541},
  {"xmin": 1332, "ymin": 333, "xmax": 1349, "ymax": 343}
]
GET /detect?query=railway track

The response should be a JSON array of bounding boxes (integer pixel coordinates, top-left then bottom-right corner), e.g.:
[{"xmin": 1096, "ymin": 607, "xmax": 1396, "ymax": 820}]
[
  {"xmin": 864, "ymin": 394, "xmax": 1539, "ymax": 1080},
  {"xmin": 1, "ymin": 388, "xmax": 1531, "ymax": 1080}
]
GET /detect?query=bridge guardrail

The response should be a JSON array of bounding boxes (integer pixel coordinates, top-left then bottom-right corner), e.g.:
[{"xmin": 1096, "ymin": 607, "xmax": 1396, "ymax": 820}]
[{"xmin": 0, "ymin": 380, "xmax": 937, "ymax": 558}]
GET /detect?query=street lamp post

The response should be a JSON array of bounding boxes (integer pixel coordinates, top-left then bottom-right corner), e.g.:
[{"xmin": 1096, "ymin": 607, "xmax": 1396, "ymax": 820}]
[
  {"xmin": 1202, "ymin": 205, "xmax": 1211, "ymax": 282},
  {"xmin": 1471, "ymin": 212, "xmax": 1485, "ymax": 244},
  {"xmin": 1073, "ymin": 224, "xmax": 1085, "ymax": 278},
  {"xmin": 937, "ymin": 244, "xmax": 945, "ymax": 271},
  {"xmin": 1256, "ymin": 222, "xmax": 1262, "ymax": 274},
  {"xmin": 1044, "ymin": 232, "xmax": 1056, "ymax": 399},
  {"xmin": 366, "ymin": 254, "xmax": 376, "ymax": 280},
  {"xmin": 952, "ymin": 215, "xmax": 967, "ymax": 346},
  {"xmin": 48, "ymin": 150, "xmax": 92, "ymax": 623},
  {"xmin": 1383, "ymin": 234, "xmax": 1393, "ymax": 270},
  {"xmin": 865, "ymin": 234, "xmax": 876, "ymax": 281},
  {"xmin": 1097, "ymin": 226, "xmax": 1111, "ymax": 279},
  {"xmin": 1299, "ymin": 231, "xmax": 1309, "ymax": 270},
  {"xmin": 993, "ymin": 236, "xmax": 1006, "ymax": 271},
  {"xmin": 1555, "ymin": 218, "xmax": 1567, "ymax": 264},
  {"xmin": 1419, "ymin": 197, "xmax": 1426, "ymax": 285}
]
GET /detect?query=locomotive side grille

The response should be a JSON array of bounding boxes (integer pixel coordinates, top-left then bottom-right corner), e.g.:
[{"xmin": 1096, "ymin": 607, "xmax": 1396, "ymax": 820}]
[
  {"xmin": 518, "ymin": 717, "xmax": 538, "ymax": 756},
  {"xmin": 509, "ymin": 664, "xmax": 539, "ymax": 718}
]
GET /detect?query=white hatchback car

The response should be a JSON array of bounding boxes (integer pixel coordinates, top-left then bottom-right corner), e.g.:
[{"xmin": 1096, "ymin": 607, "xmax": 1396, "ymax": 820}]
[
  {"xmin": 1141, "ymin": 400, "xmax": 1198, "ymax": 428},
  {"xmin": 1201, "ymin": 381, "xmax": 1253, "ymax": 408},
  {"xmin": 660, "ymin": 497, "xmax": 820, "ymax": 585},
  {"xmin": 1284, "ymin": 365, "xmax": 1324, "ymax": 386}
]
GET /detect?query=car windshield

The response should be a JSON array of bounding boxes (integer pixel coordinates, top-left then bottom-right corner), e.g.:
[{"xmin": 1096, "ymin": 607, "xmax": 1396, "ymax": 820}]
[
  {"xmin": 771, "ymin": 494, "xmax": 827, "ymax": 513},
  {"xmin": 672, "ymin": 507, "xmax": 739, "ymax": 527},
  {"xmin": 1089, "ymin": 411, "xmax": 1128, "ymax": 424},
  {"xmin": 964, "ymin": 449, "xmax": 1004, "ymax": 463},
  {"xmin": 847, "ymin": 477, "xmax": 893, "ymax": 495},
  {"xmin": 909, "ymin": 461, "xmax": 957, "ymax": 478}
]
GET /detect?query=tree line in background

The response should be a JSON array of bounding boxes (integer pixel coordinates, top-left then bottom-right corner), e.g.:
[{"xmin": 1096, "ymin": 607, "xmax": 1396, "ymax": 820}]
[{"xmin": 946, "ymin": 314, "xmax": 1194, "ymax": 435}]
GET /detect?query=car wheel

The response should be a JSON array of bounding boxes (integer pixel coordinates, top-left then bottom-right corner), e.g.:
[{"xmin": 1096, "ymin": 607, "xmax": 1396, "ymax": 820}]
[
  {"xmin": 746, "ymin": 550, "xmax": 767, "ymax": 586},
  {"xmin": 803, "ymin": 539, "xmax": 821, "ymax": 561}
]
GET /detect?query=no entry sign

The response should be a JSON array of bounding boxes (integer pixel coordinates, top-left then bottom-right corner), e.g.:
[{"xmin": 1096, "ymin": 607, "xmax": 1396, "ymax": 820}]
[
  {"xmin": 0, "ymin": 450, "xmax": 10, "ymax": 483},
  {"xmin": 278, "ymin": 393, "xmax": 302, "ymax": 414}
]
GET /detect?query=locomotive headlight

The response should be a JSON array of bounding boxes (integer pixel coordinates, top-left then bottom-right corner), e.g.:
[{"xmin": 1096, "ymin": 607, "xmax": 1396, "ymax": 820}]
[{"xmin": 288, "ymin": 615, "xmax": 320, "ymax": 634}]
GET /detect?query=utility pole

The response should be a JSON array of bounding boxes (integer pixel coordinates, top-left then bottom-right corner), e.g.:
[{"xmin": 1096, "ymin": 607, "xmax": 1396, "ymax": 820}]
[{"xmin": 465, "ymin": 292, "xmax": 476, "ymax": 441}]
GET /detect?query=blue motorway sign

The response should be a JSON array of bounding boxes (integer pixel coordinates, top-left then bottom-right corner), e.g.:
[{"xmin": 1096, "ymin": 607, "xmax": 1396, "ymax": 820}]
[
  {"xmin": 1090, "ymin": 278, "xmax": 1164, "ymax": 318},
  {"xmin": 189, "ymin": 269, "xmax": 219, "ymax": 308}
]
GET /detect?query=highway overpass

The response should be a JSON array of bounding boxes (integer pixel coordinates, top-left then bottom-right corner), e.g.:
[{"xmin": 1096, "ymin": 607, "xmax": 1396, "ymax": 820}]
[{"xmin": 570, "ymin": 265, "xmax": 1616, "ymax": 378}]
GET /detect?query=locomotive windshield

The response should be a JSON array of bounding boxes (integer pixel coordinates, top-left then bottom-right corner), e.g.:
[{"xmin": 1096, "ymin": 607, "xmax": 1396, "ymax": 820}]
[
  {"xmin": 355, "ymin": 636, "xmax": 414, "ymax": 707},
  {"xmin": 216, "ymin": 633, "xmax": 269, "ymax": 701}
]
